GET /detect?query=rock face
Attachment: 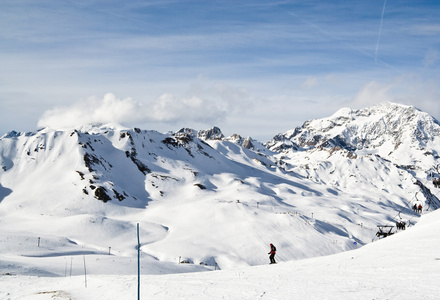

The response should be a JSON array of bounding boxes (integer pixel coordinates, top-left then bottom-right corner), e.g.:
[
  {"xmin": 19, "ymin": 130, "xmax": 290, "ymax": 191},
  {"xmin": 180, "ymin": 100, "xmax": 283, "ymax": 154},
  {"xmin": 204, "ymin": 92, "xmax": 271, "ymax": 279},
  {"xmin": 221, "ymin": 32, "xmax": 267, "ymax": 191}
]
[
  {"xmin": 224, "ymin": 134, "xmax": 255, "ymax": 150},
  {"xmin": 197, "ymin": 126, "xmax": 224, "ymax": 140}
]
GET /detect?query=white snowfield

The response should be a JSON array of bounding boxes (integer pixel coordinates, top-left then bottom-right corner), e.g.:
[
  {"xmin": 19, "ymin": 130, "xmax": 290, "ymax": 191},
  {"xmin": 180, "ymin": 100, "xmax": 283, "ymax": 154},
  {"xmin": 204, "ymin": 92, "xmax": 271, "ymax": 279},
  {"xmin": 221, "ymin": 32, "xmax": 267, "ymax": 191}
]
[
  {"xmin": 1, "ymin": 209, "xmax": 439, "ymax": 299},
  {"xmin": 0, "ymin": 102, "xmax": 439, "ymax": 299}
]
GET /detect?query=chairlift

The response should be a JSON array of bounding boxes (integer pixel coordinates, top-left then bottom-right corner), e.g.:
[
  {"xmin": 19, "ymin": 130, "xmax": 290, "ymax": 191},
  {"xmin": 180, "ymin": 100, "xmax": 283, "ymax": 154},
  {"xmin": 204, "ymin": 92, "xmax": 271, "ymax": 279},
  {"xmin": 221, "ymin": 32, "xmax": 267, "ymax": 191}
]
[{"xmin": 376, "ymin": 225, "xmax": 395, "ymax": 238}]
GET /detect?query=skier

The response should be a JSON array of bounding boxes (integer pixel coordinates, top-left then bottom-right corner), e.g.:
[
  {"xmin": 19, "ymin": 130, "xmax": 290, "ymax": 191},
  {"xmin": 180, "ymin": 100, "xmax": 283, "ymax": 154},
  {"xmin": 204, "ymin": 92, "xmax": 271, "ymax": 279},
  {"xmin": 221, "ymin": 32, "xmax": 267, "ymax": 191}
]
[{"xmin": 268, "ymin": 243, "xmax": 276, "ymax": 264}]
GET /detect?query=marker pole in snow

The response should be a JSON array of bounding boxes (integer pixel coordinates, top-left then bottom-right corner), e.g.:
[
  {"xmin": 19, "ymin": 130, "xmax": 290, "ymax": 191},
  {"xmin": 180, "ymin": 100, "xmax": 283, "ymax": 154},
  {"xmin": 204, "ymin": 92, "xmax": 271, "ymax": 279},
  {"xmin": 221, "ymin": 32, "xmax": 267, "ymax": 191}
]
[
  {"xmin": 137, "ymin": 223, "xmax": 140, "ymax": 300},
  {"xmin": 70, "ymin": 257, "xmax": 73, "ymax": 277},
  {"xmin": 83, "ymin": 254, "xmax": 87, "ymax": 288}
]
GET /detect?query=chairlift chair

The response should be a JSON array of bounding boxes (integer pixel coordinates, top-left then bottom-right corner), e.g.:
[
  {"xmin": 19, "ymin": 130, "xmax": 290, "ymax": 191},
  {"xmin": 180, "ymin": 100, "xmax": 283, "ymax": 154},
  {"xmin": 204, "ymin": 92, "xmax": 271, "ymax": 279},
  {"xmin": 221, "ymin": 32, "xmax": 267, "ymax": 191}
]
[{"xmin": 376, "ymin": 225, "xmax": 395, "ymax": 238}]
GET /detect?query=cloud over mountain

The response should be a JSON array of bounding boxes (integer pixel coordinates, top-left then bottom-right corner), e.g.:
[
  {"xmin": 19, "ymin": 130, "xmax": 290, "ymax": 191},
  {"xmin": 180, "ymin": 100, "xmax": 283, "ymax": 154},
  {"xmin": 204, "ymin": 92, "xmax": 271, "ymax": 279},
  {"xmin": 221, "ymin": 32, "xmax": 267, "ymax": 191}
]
[{"xmin": 37, "ymin": 82, "xmax": 252, "ymax": 130}]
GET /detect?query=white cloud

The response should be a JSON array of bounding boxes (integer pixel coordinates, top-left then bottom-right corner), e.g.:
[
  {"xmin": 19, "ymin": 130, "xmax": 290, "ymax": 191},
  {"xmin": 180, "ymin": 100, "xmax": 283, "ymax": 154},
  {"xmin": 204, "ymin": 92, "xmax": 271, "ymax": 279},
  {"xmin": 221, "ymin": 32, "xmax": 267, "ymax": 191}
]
[
  {"xmin": 352, "ymin": 81, "xmax": 393, "ymax": 108},
  {"xmin": 349, "ymin": 76, "xmax": 440, "ymax": 123},
  {"xmin": 150, "ymin": 93, "xmax": 226, "ymax": 123},
  {"xmin": 37, "ymin": 80, "xmax": 254, "ymax": 130},
  {"xmin": 37, "ymin": 93, "xmax": 143, "ymax": 129}
]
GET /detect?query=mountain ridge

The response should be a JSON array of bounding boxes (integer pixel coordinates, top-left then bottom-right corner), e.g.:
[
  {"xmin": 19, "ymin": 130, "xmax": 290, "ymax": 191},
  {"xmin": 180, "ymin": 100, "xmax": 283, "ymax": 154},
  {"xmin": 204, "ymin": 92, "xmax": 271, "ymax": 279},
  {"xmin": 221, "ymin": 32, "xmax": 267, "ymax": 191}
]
[{"xmin": 0, "ymin": 101, "xmax": 439, "ymax": 273}]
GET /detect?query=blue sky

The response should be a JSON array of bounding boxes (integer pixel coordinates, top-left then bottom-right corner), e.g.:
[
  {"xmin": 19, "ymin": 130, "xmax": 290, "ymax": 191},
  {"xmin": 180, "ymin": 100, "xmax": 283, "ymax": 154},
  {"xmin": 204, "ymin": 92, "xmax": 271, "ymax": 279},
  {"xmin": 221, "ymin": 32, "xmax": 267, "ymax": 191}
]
[{"xmin": 1, "ymin": 0, "xmax": 439, "ymax": 141}]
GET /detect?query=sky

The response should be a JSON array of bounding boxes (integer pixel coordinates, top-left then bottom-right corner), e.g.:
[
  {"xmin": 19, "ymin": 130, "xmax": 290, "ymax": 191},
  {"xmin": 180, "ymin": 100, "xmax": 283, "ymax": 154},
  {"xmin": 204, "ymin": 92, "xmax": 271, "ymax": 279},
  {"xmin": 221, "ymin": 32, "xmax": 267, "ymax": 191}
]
[{"xmin": 1, "ymin": 0, "xmax": 439, "ymax": 141}]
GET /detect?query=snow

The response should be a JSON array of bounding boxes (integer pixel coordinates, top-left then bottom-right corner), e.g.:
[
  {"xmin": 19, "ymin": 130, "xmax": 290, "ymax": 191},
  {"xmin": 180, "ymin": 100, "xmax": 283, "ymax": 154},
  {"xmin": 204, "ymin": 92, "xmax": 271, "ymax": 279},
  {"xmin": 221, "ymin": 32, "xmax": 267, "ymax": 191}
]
[
  {"xmin": 1, "ymin": 209, "xmax": 439, "ymax": 299},
  {"xmin": 1, "ymin": 103, "xmax": 440, "ymax": 299}
]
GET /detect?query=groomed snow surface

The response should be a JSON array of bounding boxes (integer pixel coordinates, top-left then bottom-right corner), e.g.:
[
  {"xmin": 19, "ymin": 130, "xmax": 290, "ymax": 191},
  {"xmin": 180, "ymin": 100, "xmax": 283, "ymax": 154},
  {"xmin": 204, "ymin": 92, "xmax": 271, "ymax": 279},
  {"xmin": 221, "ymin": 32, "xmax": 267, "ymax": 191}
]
[{"xmin": 1, "ymin": 209, "xmax": 439, "ymax": 299}]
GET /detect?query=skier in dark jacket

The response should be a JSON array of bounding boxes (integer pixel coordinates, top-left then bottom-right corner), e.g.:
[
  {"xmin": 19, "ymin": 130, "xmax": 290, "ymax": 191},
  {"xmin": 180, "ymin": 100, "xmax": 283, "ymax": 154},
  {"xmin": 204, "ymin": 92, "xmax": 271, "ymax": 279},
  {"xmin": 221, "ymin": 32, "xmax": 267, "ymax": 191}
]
[{"xmin": 268, "ymin": 243, "xmax": 276, "ymax": 264}]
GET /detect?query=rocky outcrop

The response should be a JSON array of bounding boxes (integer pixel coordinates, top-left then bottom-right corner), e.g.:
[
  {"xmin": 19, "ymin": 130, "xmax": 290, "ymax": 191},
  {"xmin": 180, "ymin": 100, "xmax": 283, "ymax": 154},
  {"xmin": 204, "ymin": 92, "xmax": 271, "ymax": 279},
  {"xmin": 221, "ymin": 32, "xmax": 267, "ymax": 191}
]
[{"xmin": 197, "ymin": 127, "xmax": 224, "ymax": 140}]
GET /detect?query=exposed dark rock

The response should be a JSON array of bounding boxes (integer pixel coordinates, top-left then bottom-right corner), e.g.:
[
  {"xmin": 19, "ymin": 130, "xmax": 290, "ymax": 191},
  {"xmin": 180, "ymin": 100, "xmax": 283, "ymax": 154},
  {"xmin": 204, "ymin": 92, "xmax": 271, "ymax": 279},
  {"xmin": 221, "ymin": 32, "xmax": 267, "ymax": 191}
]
[
  {"xmin": 197, "ymin": 141, "xmax": 214, "ymax": 158},
  {"xmin": 83, "ymin": 153, "xmax": 101, "ymax": 172},
  {"xmin": 322, "ymin": 136, "xmax": 357, "ymax": 152},
  {"xmin": 174, "ymin": 133, "xmax": 193, "ymax": 144},
  {"xmin": 176, "ymin": 128, "xmax": 197, "ymax": 137},
  {"xmin": 194, "ymin": 183, "xmax": 206, "ymax": 190},
  {"xmin": 162, "ymin": 137, "xmax": 179, "ymax": 148},
  {"xmin": 113, "ymin": 189, "xmax": 126, "ymax": 201},
  {"xmin": 346, "ymin": 151, "xmax": 357, "ymax": 159},
  {"xmin": 94, "ymin": 186, "xmax": 111, "ymax": 202},
  {"xmin": 125, "ymin": 148, "xmax": 151, "ymax": 175},
  {"xmin": 242, "ymin": 137, "xmax": 254, "ymax": 149},
  {"xmin": 398, "ymin": 165, "xmax": 417, "ymax": 170},
  {"xmin": 86, "ymin": 142, "xmax": 95, "ymax": 151},
  {"xmin": 76, "ymin": 171, "xmax": 85, "ymax": 180},
  {"xmin": 198, "ymin": 127, "xmax": 224, "ymax": 140}
]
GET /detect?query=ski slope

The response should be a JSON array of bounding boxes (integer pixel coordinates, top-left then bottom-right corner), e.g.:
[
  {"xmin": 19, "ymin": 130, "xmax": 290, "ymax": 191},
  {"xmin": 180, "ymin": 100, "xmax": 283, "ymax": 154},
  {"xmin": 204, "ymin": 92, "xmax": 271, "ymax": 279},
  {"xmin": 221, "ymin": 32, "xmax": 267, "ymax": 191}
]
[{"xmin": 1, "ymin": 209, "xmax": 439, "ymax": 299}]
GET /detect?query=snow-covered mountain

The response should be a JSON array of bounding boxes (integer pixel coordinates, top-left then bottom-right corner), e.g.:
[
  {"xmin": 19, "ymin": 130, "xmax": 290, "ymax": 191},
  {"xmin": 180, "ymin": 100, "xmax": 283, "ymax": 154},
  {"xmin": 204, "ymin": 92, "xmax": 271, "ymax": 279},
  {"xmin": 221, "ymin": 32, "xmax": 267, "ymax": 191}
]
[
  {"xmin": 1, "ymin": 102, "xmax": 439, "ymax": 281},
  {"xmin": 266, "ymin": 102, "xmax": 440, "ymax": 169}
]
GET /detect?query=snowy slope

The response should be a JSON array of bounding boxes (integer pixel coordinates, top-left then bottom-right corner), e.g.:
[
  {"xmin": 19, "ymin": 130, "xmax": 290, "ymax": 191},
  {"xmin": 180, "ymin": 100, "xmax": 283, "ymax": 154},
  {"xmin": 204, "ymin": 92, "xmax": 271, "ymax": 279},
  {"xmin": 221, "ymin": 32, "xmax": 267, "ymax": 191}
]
[
  {"xmin": 1, "ymin": 208, "xmax": 439, "ymax": 299},
  {"xmin": 0, "ymin": 102, "xmax": 439, "ymax": 293}
]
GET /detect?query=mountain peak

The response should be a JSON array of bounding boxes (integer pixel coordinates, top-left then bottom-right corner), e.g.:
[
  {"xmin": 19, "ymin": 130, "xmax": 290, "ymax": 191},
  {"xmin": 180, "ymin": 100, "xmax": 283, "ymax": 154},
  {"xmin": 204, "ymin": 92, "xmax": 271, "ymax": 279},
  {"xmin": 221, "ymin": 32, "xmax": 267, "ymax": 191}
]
[
  {"xmin": 265, "ymin": 102, "xmax": 440, "ymax": 168},
  {"xmin": 197, "ymin": 126, "xmax": 224, "ymax": 140}
]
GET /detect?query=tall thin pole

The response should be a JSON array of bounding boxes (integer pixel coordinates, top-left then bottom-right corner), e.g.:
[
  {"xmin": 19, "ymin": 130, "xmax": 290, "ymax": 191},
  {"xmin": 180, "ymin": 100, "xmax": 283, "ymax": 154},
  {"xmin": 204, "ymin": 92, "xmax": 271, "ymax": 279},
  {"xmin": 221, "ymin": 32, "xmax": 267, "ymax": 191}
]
[
  {"xmin": 83, "ymin": 254, "xmax": 87, "ymax": 288},
  {"xmin": 70, "ymin": 257, "xmax": 73, "ymax": 277},
  {"xmin": 137, "ymin": 223, "xmax": 140, "ymax": 300}
]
